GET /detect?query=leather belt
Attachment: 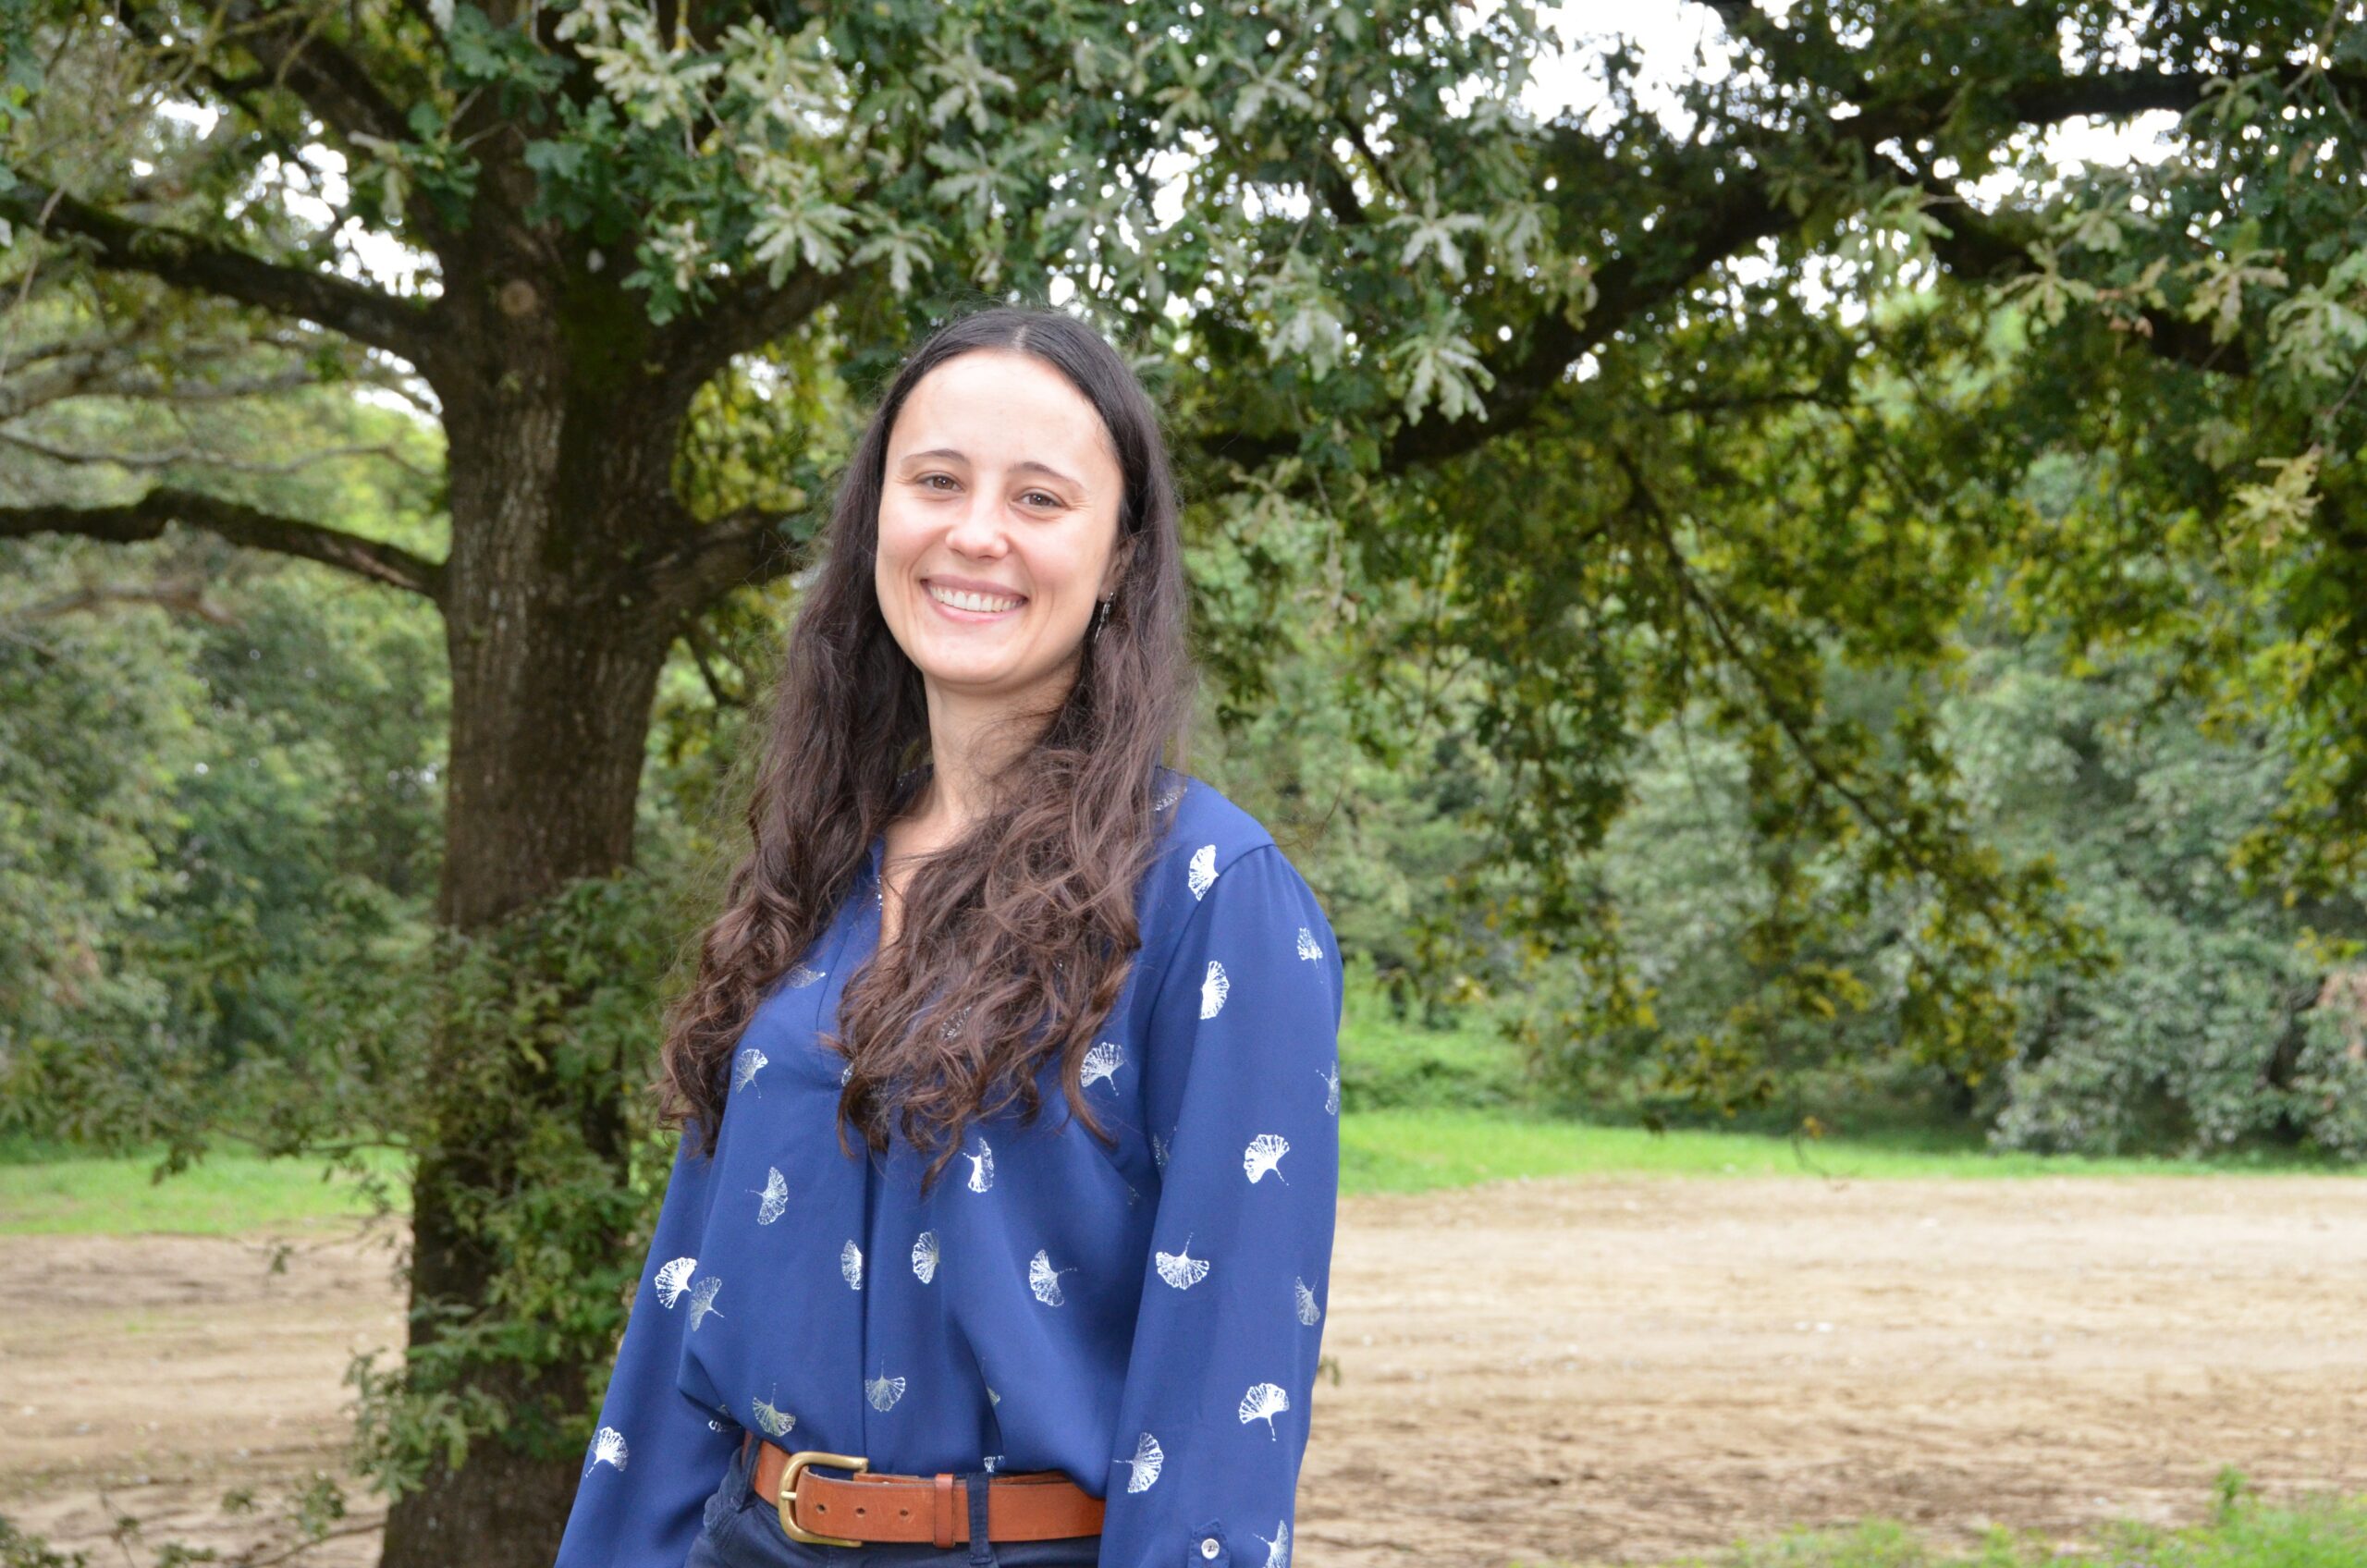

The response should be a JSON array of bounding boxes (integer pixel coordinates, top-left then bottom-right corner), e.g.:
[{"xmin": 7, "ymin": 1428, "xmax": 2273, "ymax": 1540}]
[{"xmin": 745, "ymin": 1436, "xmax": 1106, "ymax": 1547}]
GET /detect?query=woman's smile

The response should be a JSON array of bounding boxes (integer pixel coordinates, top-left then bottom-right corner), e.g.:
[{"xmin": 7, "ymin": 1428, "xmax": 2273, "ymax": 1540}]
[{"xmin": 923, "ymin": 577, "xmax": 1028, "ymax": 620}]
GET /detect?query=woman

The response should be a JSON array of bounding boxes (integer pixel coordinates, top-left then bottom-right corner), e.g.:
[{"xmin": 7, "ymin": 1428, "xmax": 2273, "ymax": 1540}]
[{"xmin": 552, "ymin": 305, "xmax": 1343, "ymax": 1568}]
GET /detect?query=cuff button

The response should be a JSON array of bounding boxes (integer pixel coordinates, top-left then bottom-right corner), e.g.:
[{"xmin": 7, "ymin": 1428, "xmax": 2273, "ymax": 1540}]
[{"xmin": 1199, "ymin": 1538, "xmax": 1221, "ymax": 1560}]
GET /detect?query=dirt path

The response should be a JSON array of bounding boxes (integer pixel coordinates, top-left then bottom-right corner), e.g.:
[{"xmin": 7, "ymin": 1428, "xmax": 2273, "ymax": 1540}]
[{"xmin": 3, "ymin": 1175, "xmax": 2363, "ymax": 1566}]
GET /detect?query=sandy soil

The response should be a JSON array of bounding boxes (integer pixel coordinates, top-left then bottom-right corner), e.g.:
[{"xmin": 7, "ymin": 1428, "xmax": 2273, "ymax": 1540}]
[{"xmin": 2, "ymin": 1174, "xmax": 2363, "ymax": 1566}]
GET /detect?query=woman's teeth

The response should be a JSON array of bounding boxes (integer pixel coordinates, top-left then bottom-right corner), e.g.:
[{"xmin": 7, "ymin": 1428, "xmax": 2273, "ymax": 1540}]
[{"xmin": 928, "ymin": 583, "xmax": 1025, "ymax": 613}]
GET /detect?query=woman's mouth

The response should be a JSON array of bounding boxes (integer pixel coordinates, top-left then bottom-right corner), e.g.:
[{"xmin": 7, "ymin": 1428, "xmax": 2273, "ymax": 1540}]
[{"xmin": 925, "ymin": 581, "xmax": 1027, "ymax": 621}]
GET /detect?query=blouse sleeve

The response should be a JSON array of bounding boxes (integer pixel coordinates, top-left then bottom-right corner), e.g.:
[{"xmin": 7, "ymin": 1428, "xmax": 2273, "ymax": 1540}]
[
  {"xmin": 1098, "ymin": 842, "xmax": 1344, "ymax": 1568},
  {"xmin": 552, "ymin": 1123, "xmax": 742, "ymax": 1568}
]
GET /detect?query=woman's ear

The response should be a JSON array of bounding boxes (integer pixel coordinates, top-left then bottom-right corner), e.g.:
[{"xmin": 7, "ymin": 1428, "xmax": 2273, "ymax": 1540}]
[{"xmin": 1101, "ymin": 533, "xmax": 1136, "ymax": 600}]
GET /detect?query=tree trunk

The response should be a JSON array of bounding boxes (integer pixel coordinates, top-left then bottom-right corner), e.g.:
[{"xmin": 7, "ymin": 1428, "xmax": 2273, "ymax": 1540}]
[
  {"xmin": 377, "ymin": 623, "xmax": 668, "ymax": 1566},
  {"xmin": 379, "ymin": 280, "xmax": 688, "ymax": 1563}
]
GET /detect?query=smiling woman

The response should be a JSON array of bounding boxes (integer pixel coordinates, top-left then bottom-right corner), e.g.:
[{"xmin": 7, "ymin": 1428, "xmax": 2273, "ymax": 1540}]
[
  {"xmin": 552, "ymin": 305, "xmax": 1343, "ymax": 1568},
  {"xmin": 875, "ymin": 352, "xmax": 1126, "ymax": 727}
]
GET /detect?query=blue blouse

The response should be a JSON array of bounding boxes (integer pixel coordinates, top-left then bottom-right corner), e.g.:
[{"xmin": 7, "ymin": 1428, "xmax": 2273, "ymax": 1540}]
[{"xmin": 552, "ymin": 772, "xmax": 1343, "ymax": 1568}]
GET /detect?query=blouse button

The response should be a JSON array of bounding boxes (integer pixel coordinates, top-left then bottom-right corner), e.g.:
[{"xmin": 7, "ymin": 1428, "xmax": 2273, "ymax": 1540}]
[{"xmin": 1199, "ymin": 1538, "xmax": 1220, "ymax": 1560}]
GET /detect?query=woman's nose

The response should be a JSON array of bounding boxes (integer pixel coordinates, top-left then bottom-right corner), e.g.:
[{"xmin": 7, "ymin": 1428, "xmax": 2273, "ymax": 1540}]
[{"xmin": 942, "ymin": 496, "xmax": 1012, "ymax": 554}]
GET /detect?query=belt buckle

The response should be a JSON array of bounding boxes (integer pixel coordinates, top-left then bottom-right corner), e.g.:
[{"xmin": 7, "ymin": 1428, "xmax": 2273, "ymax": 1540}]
[{"xmin": 778, "ymin": 1450, "xmax": 871, "ymax": 1546}]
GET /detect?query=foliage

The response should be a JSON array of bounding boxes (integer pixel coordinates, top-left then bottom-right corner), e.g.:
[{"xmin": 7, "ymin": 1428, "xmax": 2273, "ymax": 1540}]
[
  {"xmin": 0, "ymin": 389, "xmax": 447, "ymax": 1165},
  {"xmin": 1515, "ymin": 618, "xmax": 2367, "ymax": 1159},
  {"xmin": 1960, "ymin": 31, "xmax": 2367, "ymax": 907},
  {"xmin": 11, "ymin": 0, "xmax": 2367, "ymax": 1545},
  {"xmin": 9, "ymin": 0, "xmax": 2347, "ymax": 1128},
  {"xmin": 1956, "ymin": 645, "xmax": 2367, "ymax": 1158}
]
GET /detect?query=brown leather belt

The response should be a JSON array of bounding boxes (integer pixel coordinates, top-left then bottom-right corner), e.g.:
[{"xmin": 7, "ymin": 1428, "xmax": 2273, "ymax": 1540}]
[{"xmin": 745, "ymin": 1436, "xmax": 1106, "ymax": 1547}]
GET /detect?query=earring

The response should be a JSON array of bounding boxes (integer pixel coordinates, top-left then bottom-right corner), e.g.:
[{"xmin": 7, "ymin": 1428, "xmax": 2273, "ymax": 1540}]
[{"xmin": 1091, "ymin": 594, "xmax": 1114, "ymax": 643}]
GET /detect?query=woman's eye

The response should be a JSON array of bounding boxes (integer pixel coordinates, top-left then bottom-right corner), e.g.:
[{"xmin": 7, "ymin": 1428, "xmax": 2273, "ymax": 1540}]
[{"xmin": 914, "ymin": 474, "xmax": 1058, "ymax": 509}]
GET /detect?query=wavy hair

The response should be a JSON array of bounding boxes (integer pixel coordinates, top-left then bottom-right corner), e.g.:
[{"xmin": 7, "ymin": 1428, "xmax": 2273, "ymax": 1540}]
[{"xmin": 656, "ymin": 304, "xmax": 1196, "ymax": 1195}]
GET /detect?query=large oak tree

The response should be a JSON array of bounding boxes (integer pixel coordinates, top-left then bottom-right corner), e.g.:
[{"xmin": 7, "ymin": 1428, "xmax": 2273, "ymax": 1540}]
[{"xmin": 8, "ymin": 0, "xmax": 2361, "ymax": 1561}]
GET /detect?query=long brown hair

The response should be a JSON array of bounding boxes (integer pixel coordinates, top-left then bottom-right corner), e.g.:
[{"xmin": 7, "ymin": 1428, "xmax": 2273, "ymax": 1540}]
[{"xmin": 657, "ymin": 304, "xmax": 1196, "ymax": 1195}]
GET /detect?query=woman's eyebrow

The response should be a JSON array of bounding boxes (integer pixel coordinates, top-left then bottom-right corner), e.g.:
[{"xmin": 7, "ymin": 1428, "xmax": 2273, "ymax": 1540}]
[{"xmin": 900, "ymin": 447, "xmax": 1083, "ymax": 490}]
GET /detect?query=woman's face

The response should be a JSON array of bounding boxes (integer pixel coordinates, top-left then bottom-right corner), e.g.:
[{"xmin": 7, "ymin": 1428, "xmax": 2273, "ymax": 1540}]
[{"xmin": 876, "ymin": 349, "xmax": 1126, "ymax": 711}]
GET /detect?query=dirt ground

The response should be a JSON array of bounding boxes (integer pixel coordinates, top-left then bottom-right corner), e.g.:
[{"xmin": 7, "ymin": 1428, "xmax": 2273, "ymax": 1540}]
[{"xmin": 2, "ymin": 1174, "xmax": 2363, "ymax": 1567}]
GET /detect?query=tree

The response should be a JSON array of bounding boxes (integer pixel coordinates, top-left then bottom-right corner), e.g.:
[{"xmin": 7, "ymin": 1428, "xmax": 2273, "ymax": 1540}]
[
  {"xmin": 11, "ymin": 0, "xmax": 2361, "ymax": 1559},
  {"xmin": 2, "ymin": 0, "xmax": 1564, "ymax": 1560}
]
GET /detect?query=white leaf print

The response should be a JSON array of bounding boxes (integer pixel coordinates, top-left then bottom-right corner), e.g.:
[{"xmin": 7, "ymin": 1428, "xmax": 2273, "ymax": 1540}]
[
  {"xmin": 1253, "ymin": 1520, "xmax": 1291, "ymax": 1568},
  {"xmin": 688, "ymin": 1274, "xmax": 725, "ymax": 1330},
  {"xmin": 752, "ymin": 1393, "xmax": 796, "ymax": 1438},
  {"xmin": 1153, "ymin": 1234, "xmax": 1208, "ymax": 1290},
  {"xmin": 1199, "ymin": 959, "xmax": 1230, "ymax": 1020},
  {"xmin": 1294, "ymin": 1276, "xmax": 1322, "ymax": 1326},
  {"xmin": 655, "ymin": 1256, "xmax": 697, "ymax": 1308},
  {"xmin": 1080, "ymin": 1039, "xmax": 1125, "ymax": 1089},
  {"xmin": 1152, "ymin": 777, "xmax": 1185, "ymax": 813},
  {"xmin": 1027, "ymin": 1247, "xmax": 1076, "ymax": 1306},
  {"xmin": 963, "ymin": 1136, "xmax": 995, "ymax": 1193},
  {"xmin": 1238, "ymin": 1381, "xmax": 1290, "ymax": 1439},
  {"xmin": 840, "ymin": 1239, "xmax": 864, "ymax": 1291},
  {"xmin": 1186, "ymin": 841, "xmax": 1219, "ymax": 899},
  {"xmin": 865, "ymin": 1368, "xmax": 906, "ymax": 1412},
  {"xmin": 982, "ymin": 1453, "xmax": 1004, "ymax": 1472},
  {"xmin": 1318, "ymin": 1061, "xmax": 1340, "ymax": 1116},
  {"xmin": 1244, "ymin": 1133, "xmax": 1291, "ymax": 1184},
  {"xmin": 1117, "ymin": 1429, "xmax": 1164, "ymax": 1493},
  {"xmin": 1150, "ymin": 1131, "xmax": 1171, "ymax": 1172},
  {"xmin": 987, "ymin": 1385, "xmax": 1001, "ymax": 1407},
  {"xmin": 1295, "ymin": 925, "xmax": 1323, "ymax": 961},
  {"xmin": 787, "ymin": 962, "xmax": 827, "ymax": 987},
  {"xmin": 732, "ymin": 1046, "xmax": 768, "ymax": 1093},
  {"xmin": 754, "ymin": 1167, "xmax": 788, "ymax": 1225},
  {"xmin": 912, "ymin": 1230, "xmax": 939, "ymax": 1284},
  {"xmin": 585, "ymin": 1425, "xmax": 629, "ymax": 1475}
]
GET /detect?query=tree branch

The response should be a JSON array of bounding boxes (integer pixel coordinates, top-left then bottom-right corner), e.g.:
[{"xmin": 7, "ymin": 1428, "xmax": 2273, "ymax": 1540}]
[
  {"xmin": 654, "ymin": 249, "xmax": 870, "ymax": 408},
  {"xmin": 111, "ymin": 0, "xmax": 453, "ymax": 253},
  {"xmin": 0, "ymin": 427, "xmax": 436, "ymax": 480},
  {"xmin": 1609, "ymin": 441, "xmax": 2026, "ymax": 934},
  {"xmin": 679, "ymin": 615, "xmax": 747, "ymax": 708},
  {"xmin": 18, "ymin": 577, "xmax": 242, "ymax": 625},
  {"xmin": 643, "ymin": 504, "xmax": 814, "ymax": 622},
  {"xmin": 1193, "ymin": 63, "xmax": 2249, "ymax": 480},
  {"xmin": 1906, "ymin": 174, "xmax": 2251, "ymax": 377},
  {"xmin": 0, "ymin": 490, "xmax": 447, "ymax": 602},
  {"xmin": 214, "ymin": 0, "xmax": 419, "ymax": 151},
  {"xmin": 1, "ymin": 178, "xmax": 438, "ymax": 364},
  {"xmin": 0, "ymin": 360, "xmax": 358, "ymax": 419}
]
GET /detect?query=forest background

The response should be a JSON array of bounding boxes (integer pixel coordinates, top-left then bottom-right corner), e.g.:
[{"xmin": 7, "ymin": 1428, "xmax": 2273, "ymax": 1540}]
[{"xmin": 6, "ymin": 0, "xmax": 2367, "ymax": 1564}]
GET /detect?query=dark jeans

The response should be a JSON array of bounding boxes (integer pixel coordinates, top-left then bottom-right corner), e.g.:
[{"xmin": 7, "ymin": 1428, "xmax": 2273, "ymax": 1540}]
[{"xmin": 687, "ymin": 1438, "xmax": 1104, "ymax": 1568}]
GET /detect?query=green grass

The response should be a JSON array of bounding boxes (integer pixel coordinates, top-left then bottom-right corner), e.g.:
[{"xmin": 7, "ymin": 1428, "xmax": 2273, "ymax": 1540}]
[
  {"xmin": 0, "ymin": 1144, "xmax": 408, "ymax": 1236},
  {"xmin": 1566, "ymin": 1484, "xmax": 2367, "ymax": 1567},
  {"xmin": 1, "ymin": 1105, "xmax": 2352, "ymax": 1237},
  {"xmin": 1332, "ymin": 981, "xmax": 2363, "ymax": 1187},
  {"xmin": 1337, "ymin": 1106, "xmax": 2361, "ymax": 1191}
]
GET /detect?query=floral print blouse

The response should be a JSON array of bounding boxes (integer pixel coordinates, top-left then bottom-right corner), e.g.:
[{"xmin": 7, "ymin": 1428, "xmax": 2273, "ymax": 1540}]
[{"xmin": 553, "ymin": 770, "xmax": 1343, "ymax": 1568}]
